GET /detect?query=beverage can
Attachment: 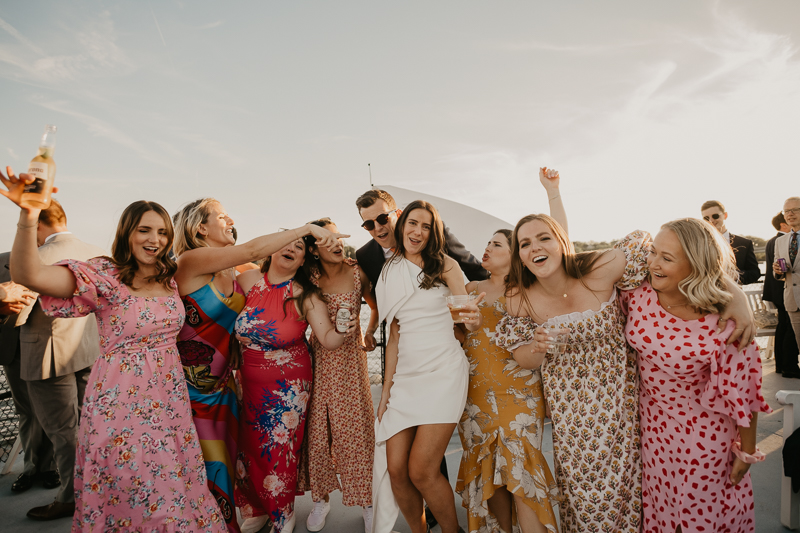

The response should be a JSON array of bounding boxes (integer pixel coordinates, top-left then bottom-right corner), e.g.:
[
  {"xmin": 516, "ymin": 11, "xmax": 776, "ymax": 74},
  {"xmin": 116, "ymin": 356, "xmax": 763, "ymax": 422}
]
[
  {"xmin": 778, "ymin": 258, "xmax": 788, "ymax": 272},
  {"xmin": 335, "ymin": 304, "xmax": 351, "ymax": 333}
]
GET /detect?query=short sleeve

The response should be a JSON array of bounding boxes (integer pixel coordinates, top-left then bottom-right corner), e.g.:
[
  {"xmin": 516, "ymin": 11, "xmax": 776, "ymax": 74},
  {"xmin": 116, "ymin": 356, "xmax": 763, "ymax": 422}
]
[
  {"xmin": 39, "ymin": 258, "xmax": 126, "ymax": 318},
  {"xmin": 700, "ymin": 326, "xmax": 773, "ymax": 426},
  {"xmin": 494, "ymin": 314, "xmax": 537, "ymax": 351},
  {"xmin": 614, "ymin": 230, "xmax": 652, "ymax": 291}
]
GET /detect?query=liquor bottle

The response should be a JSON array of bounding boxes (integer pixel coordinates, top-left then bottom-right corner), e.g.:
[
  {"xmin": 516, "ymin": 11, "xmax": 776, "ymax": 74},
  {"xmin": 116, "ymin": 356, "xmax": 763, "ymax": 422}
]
[{"xmin": 21, "ymin": 125, "xmax": 57, "ymax": 209}]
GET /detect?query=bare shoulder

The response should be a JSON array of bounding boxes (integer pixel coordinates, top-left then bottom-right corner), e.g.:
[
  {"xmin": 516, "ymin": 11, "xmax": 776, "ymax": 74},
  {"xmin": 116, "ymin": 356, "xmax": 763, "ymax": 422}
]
[
  {"xmin": 465, "ymin": 280, "xmax": 479, "ymax": 293},
  {"xmin": 443, "ymin": 255, "xmax": 460, "ymax": 272},
  {"xmin": 237, "ymin": 269, "xmax": 262, "ymax": 293}
]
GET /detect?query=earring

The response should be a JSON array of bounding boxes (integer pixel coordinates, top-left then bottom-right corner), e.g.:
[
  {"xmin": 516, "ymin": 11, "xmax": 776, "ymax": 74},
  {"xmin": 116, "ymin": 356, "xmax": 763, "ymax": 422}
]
[{"xmin": 313, "ymin": 254, "xmax": 319, "ymax": 260}]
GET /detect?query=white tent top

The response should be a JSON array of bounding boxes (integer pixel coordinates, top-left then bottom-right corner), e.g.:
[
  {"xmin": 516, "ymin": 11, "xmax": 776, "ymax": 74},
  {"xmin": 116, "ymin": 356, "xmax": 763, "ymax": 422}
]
[{"xmin": 376, "ymin": 185, "xmax": 513, "ymax": 262}]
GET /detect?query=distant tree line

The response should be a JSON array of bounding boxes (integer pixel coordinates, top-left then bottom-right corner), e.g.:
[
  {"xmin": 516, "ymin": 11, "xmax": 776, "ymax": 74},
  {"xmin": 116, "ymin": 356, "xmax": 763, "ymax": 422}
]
[{"xmin": 572, "ymin": 235, "xmax": 768, "ymax": 263}]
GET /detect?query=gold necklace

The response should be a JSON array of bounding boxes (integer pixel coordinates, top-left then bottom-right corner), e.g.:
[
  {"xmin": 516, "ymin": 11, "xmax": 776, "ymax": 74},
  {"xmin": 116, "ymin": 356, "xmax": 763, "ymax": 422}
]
[{"xmin": 661, "ymin": 298, "xmax": 689, "ymax": 309}]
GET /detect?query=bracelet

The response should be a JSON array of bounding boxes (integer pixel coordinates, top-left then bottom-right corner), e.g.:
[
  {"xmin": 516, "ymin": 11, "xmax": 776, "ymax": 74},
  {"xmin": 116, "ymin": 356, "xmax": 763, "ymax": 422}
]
[
  {"xmin": 731, "ymin": 441, "xmax": 765, "ymax": 464},
  {"xmin": 548, "ymin": 194, "xmax": 560, "ymax": 201},
  {"xmin": 16, "ymin": 222, "xmax": 37, "ymax": 230}
]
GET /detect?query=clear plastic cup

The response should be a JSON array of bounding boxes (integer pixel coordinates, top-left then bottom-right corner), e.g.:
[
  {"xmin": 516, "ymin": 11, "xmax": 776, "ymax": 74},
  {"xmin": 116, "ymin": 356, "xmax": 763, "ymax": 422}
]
[{"xmin": 445, "ymin": 294, "xmax": 477, "ymax": 323}]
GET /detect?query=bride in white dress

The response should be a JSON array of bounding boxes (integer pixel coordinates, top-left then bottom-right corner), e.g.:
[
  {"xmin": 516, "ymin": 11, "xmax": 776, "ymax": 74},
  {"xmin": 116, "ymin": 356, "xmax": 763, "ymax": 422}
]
[{"xmin": 373, "ymin": 200, "xmax": 483, "ymax": 533}]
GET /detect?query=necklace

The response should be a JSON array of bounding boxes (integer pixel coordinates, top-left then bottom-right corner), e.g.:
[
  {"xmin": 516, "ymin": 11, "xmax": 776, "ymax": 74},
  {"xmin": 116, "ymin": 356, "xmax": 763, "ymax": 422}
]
[{"xmin": 661, "ymin": 298, "xmax": 690, "ymax": 309}]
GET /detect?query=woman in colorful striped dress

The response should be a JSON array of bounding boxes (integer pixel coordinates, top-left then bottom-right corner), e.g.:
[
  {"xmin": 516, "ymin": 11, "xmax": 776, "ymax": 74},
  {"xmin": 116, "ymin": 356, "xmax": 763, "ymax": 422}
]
[{"xmin": 173, "ymin": 198, "xmax": 345, "ymax": 532}]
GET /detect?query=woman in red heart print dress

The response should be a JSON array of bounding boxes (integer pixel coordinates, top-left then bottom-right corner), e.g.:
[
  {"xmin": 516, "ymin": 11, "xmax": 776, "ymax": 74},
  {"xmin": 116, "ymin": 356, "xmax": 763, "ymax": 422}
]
[{"xmin": 623, "ymin": 218, "xmax": 770, "ymax": 533}]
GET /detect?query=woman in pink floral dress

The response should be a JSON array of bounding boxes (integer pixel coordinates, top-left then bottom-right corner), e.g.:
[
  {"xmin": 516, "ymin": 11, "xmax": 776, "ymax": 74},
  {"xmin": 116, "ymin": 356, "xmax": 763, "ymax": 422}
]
[
  {"xmin": 234, "ymin": 233, "xmax": 355, "ymax": 533},
  {"xmin": 4, "ymin": 192, "xmax": 226, "ymax": 532},
  {"xmin": 623, "ymin": 218, "xmax": 770, "ymax": 533}
]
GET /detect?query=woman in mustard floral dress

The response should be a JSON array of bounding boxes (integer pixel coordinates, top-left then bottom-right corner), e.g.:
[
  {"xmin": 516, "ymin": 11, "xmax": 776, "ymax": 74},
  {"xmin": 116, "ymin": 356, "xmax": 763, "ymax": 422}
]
[{"xmin": 456, "ymin": 229, "xmax": 558, "ymax": 533}]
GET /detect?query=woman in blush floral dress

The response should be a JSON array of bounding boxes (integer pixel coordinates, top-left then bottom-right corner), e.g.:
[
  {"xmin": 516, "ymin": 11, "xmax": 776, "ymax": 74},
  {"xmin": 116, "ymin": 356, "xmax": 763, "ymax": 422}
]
[
  {"xmin": 2, "ymin": 175, "xmax": 226, "ymax": 531},
  {"xmin": 623, "ymin": 219, "xmax": 770, "ymax": 533},
  {"xmin": 172, "ymin": 199, "xmax": 345, "ymax": 533},
  {"xmin": 298, "ymin": 218, "xmax": 378, "ymax": 533},
  {"xmin": 233, "ymin": 233, "xmax": 356, "ymax": 533}
]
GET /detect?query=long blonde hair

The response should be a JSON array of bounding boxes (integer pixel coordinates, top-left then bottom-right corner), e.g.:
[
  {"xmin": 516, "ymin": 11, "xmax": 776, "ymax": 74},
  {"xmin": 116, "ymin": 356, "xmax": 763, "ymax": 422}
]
[
  {"xmin": 659, "ymin": 218, "xmax": 738, "ymax": 314},
  {"xmin": 172, "ymin": 198, "xmax": 221, "ymax": 258}
]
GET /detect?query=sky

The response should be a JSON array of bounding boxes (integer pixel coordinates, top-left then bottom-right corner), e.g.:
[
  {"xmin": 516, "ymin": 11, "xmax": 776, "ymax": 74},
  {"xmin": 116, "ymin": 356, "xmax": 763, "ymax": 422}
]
[{"xmin": 1, "ymin": 0, "xmax": 799, "ymax": 255}]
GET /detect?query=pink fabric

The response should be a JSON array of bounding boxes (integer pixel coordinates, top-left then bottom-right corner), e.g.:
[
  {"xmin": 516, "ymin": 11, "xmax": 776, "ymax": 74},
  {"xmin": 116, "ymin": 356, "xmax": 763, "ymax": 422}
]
[
  {"xmin": 622, "ymin": 282, "xmax": 771, "ymax": 533},
  {"xmin": 40, "ymin": 258, "xmax": 226, "ymax": 533}
]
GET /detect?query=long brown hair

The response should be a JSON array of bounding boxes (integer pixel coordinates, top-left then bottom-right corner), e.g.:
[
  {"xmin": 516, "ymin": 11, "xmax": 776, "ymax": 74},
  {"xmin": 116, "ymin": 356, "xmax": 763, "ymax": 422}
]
[
  {"xmin": 110, "ymin": 201, "xmax": 177, "ymax": 290},
  {"xmin": 506, "ymin": 214, "xmax": 609, "ymax": 316},
  {"xmin": 385, "ymin": 200, "xmax": 448, "ymax": 290},
  {"xmin": 260, "ymin": 234, "xmax": 323, "ymax": 320}
]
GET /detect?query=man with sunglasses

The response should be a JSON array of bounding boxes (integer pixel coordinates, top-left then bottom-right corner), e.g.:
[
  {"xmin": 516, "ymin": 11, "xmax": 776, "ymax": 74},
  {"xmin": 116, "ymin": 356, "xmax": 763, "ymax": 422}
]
[
  {"xmin": 772, "ymin": 197, "xmax": 800, "ymax": 379},
  {"xmin": 700, "ymin": 200, "xmax": 760, "ymax": 285},
  {"xmin": 354, "ymin": 188, "xmax": 487, "ymax": 530}
]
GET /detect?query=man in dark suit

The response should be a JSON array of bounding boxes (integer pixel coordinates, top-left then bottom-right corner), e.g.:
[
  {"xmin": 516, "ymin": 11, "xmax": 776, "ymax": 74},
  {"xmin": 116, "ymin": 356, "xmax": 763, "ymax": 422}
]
[
  {"xmin": 354, "ymin": 189, "xmax": 487, "ymax": 529},
  {"xmin": 763, "ymin": 212, "xmax": 800, "ymax": 377},
  {"xmin": 701, "ymin": 200, "xmax": 761, "ymax": 285},
  {"xmin": 772, "ymin": 197, "xmax": 800, "ymax": 379},
  {"xmin": 0, "ymin": 265, "xmax": 58, "ymax": 494}
]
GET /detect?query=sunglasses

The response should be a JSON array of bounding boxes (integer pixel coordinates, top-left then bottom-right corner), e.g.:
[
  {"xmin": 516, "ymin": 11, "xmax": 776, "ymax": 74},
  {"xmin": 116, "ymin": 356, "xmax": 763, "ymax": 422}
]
[
  {"xmin": 703, "ymin": 213, "xmax": 722, "ymax": 221},
  {"xmin": 361, "ymin": 210, "xmax": 397, "ymax": 231}
]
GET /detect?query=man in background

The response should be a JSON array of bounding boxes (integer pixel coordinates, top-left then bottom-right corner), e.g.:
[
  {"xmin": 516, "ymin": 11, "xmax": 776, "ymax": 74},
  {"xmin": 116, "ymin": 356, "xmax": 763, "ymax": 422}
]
[
  {"xmin": 0, "ymin": 263, "xmax": 58, "ymax": 495},
  {"xmin": 700, "ymin": 200, "xmax": 760, "ymax": 285},
  {"xmin": 763, "ymin": 212, "xmax": 800, "ymax": 378}
]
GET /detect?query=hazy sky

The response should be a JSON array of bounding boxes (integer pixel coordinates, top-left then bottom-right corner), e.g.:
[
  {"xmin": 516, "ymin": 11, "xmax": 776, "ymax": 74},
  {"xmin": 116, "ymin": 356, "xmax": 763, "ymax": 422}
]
[{"xmin": 1, "ymin": 1, "xmax": 799, "ymax": 255}]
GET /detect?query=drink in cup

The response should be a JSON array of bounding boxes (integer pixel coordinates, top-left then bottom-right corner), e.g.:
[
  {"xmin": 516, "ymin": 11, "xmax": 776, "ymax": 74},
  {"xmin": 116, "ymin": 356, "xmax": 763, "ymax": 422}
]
[
  {"xmin": 546, "ymin": 327, "xmax": 569, "ymax": 355},
  {"xmin": 446, "ymin": 294, "xmax": 477, "ymax": 323}
]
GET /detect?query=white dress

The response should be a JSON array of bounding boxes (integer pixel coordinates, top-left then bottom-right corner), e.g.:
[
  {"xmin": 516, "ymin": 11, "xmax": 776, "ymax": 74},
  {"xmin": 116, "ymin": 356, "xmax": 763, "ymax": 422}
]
[{"xmin": 372, "ymin": 257, "xmax": 469, "ymax": 533}]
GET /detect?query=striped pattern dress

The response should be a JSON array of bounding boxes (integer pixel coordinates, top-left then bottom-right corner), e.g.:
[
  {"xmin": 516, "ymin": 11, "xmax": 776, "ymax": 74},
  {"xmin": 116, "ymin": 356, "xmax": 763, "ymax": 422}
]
[{"xmin": 178, "ymin": 276, "xmax": 244, "ymax": 533}]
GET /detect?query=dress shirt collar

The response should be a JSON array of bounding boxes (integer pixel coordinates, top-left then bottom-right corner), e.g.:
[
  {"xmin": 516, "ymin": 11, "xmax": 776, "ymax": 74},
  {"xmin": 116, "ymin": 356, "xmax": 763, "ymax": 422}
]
[{"xmin": 43, "ymin": 231, "xmax": 72, "ymax": 245}]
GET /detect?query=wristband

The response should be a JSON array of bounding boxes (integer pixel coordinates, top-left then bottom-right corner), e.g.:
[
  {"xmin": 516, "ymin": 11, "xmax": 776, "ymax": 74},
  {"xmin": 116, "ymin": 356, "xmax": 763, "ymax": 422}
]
[{"xmin": 731, "ymin": 441, "xmax": 765, "ymax": 464}]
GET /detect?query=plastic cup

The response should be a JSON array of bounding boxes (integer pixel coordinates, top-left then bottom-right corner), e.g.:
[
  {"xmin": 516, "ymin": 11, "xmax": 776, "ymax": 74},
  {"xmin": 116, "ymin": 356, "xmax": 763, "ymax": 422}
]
[{"xmin": 446, "ymin": 294, "xmax": 477, "ymax": 323}]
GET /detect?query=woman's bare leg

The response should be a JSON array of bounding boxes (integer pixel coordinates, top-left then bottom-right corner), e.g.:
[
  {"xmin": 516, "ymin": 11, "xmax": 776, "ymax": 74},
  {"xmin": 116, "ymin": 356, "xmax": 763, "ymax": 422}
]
[
  {"xmin": 486, "ymin": 486, "xmax": 513, "ymax": 533},
  {"xmin": 386, "ymin": 427, "xmax": 426, "ymax": 533},
  {"xmin": 408, "ymin": 423, "xmax": 459, "ymax": 533},
  {"xmin": 514, "ymin": 494, "xmax": 547, "ymax": 533}
]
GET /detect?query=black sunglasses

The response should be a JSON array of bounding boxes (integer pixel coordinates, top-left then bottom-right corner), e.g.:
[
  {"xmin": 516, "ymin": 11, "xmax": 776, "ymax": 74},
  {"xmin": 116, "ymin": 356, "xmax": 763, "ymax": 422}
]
[
  {"xmin": 361, "ymin": 210, "xmax": 397, "ymax": 231},
  {"xmin": 703, "ymin": 213, "xmax": 722, "ymax": 221}
]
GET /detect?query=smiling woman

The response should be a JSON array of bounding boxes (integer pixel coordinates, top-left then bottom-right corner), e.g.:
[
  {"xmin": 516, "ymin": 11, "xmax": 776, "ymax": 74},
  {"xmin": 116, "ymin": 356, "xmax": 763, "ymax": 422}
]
[{"xmin": 1, "ymin": 170, "xmax": 228, "ymax": 532}]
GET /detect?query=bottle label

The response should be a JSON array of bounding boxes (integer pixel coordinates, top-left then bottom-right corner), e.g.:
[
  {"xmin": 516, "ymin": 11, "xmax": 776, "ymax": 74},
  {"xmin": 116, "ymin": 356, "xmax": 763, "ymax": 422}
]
[{"xmin": 24, "ymin": 162, "xmax": 48, "ymax": 194}]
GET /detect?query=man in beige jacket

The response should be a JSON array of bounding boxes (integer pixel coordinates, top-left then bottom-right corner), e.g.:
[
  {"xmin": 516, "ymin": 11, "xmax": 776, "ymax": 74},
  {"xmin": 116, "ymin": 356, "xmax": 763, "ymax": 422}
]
[{"xmin": 14, "ymin": 199, "xmax": 105, "ymax": 520}]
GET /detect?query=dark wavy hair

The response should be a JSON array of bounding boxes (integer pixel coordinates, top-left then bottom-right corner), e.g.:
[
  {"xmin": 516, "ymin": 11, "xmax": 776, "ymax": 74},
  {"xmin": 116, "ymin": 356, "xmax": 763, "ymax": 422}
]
[
  {"xmin": 506, "ymin": 214, "xmax": 609, "ymax": 318},
  {"xmin": 110, "ymin": 201, "xmax": 177, "ymax": 290},
  {"xmin": 385, "ymin": 200, "xmax": 447, "ymax": 290},
  {"xmin": 260, "ymin": 232, "xmax": 323, "ymax": 320}
]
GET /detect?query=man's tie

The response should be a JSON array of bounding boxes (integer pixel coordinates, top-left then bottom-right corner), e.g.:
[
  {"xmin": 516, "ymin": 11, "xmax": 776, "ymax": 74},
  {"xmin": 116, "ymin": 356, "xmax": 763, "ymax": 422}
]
[{"xmin": 791, "ymin": 232, "xmax": 798, "ymax": 266}]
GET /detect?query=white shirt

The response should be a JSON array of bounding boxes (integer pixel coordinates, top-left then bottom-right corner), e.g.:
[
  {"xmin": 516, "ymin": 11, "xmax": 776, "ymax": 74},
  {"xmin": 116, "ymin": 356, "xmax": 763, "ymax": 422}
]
[
  {"xmin": 382, "ymin": 246, "xmax": 393, "ymax": 259},
  {"xmin": 44, "ymin": 231, "xmax": 72, "ymax": 245}
]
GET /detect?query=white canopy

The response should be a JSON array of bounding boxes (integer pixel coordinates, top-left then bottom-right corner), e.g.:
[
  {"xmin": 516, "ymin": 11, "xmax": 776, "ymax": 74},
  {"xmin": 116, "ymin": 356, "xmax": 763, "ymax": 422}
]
[{"xmin": 375, "ymin": 185, "xmax": 514, "ymax": 262}]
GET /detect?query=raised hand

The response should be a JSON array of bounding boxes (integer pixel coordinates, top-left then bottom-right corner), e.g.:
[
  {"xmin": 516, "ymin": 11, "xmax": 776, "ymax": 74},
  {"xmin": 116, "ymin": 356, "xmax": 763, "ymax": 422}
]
[
  {"xmin": 539, "ymin": 166, "xmax": 560, "ymax": 193},
  {"xmin": 459, "ymin": 292, "xmax": 486, "ymax": 332},
  {"xmin": 308, "ymin": 224, "xmax": 350, "ymax": 251},
  {"xmin": 0, "ymin": 166, "xmax": 30, "ymax": 208}
]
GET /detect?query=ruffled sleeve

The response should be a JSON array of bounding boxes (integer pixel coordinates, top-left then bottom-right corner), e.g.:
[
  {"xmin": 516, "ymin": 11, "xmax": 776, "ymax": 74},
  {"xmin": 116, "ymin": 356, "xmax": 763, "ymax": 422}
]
[
  {"xmin": 494, "ymin": 314, "xmax": 538, "ymax": 351},
  {"xmin": 699, "ymin": 322, "xmax": 773, "ymax": 426},
  {"xmin": 39, "ymin": 257, "xmax": 126, "ymax": 318},
  {"xmin": 614, "ymin": 230, "xmax": 652, "ymax": 291}
]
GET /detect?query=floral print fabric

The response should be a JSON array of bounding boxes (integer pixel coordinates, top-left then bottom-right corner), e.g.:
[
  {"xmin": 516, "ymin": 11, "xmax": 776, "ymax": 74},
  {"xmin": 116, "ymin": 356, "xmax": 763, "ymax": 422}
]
[
  {"xmin": 300, "ymin": 260, "xmax": 375, "ymax": 507},
  {"xmin": 623, "ymin": 282, "xmax": 771, "ymax": 532},
  {"xmin": 233, "ymin": 276, "xmax": 311, "ymax": 532},
  {"xmin": 456, "ymin": 295, "xmax": 558, "ymax": 533},
  {"xmin": 40, "ymin": 258, "xmax": 226, "ymax": 533},
  {"xmin": 495, "ymin": 231, "xmax": 651, "ymax": 533}
]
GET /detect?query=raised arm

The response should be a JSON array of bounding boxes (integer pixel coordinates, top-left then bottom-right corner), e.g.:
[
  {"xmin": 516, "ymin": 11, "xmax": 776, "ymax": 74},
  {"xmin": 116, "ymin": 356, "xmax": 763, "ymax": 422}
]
[
  {"xmin": 540, "ymin": 167, "xmax": 568, "ymax": 235},
  {"xmin": 1, "ymin": 168, "xmax": 76, "ymax": 298},
  {"xmin": 176, "ymin": 224, "xmax": 349, "ymax": 294}
]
